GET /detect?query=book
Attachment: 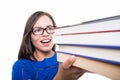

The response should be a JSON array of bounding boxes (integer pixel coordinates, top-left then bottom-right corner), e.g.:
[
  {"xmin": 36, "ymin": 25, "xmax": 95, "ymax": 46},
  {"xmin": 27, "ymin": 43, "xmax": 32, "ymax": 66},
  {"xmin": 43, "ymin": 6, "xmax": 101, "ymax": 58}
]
[
  {"xmin": 55, "ymin": 15, "xmax": 120, "ymax": 80},
  {"xmin": 54, "ymin": 15, "xmax": 120, "ymax": 47},
  {"xmin": 55, "ymin": 16, "xmax": 120, "ymax": 35},
  {"xmin": 54, "ymin": 31, "xmax": 120, "ymax": 48},
  {"xmin": 57, "ymin": 52, "xmax": 120, "ymax": 80},
  {"xmin": 56, "ymin": 44, "xmax": 120, "ymax": 65}
]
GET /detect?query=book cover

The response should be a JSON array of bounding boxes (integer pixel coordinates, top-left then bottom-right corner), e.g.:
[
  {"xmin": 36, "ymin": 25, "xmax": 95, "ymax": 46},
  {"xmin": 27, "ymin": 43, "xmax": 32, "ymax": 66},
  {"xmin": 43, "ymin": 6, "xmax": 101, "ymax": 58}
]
[
  {"xmin": 54, "ymin": 32, "xmax": 120, "ymax": 47},
  {"xmin": 57, "ymin": 52, "xmax": 120, "ymax": 80},
  {"xmin": 56, "ymin": 44, "xmax": 120, "ymax": 65},
  {"xmin": 55, "ymin": 19, "xmax": 120, "ymax": 35}
]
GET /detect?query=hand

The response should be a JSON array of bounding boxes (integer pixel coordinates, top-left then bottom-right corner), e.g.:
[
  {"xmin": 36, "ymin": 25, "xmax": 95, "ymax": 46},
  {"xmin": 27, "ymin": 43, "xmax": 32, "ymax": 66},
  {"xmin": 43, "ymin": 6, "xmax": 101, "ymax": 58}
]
[{"xmin": 54, "ymin": 55, "xmax": 86, "ymax": 80}]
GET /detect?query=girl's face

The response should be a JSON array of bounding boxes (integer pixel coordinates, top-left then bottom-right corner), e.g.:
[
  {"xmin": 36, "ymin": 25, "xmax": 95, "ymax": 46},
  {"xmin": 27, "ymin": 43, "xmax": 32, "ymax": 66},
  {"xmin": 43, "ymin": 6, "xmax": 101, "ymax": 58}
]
[{"xmin": 31, "ymin": 15, "xmax": 54, "ymax": 53}]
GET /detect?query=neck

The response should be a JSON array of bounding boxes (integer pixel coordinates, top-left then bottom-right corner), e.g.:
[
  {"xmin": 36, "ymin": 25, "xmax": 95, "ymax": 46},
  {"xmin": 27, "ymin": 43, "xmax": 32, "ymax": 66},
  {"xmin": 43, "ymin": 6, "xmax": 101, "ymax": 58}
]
[{"xmin": 34, "ymin": 50, "xmax": 54, "ymax": 61}]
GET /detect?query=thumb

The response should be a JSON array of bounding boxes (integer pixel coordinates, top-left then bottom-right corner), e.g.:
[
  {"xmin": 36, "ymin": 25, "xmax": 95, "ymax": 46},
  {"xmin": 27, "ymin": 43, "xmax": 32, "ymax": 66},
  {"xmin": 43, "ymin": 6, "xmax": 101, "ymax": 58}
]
[{"xmin": 62, "ymin": 55, "xmax": 76, "ymax": 69}]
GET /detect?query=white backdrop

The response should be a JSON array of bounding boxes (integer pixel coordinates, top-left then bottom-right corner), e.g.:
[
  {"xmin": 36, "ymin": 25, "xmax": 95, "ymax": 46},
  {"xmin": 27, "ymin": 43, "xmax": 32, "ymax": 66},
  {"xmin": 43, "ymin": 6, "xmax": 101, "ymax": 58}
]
[{"xmin": 0, "ymin": 0, "xmax": 120, "ymax": 80}]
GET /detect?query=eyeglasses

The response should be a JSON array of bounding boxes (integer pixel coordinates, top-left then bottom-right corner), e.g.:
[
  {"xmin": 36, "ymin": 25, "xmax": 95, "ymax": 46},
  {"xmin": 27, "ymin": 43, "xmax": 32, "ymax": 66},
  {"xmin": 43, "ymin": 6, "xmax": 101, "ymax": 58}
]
[{"xmin": 32, "ymin": 25, "xmax": 55, "ymax": 35}]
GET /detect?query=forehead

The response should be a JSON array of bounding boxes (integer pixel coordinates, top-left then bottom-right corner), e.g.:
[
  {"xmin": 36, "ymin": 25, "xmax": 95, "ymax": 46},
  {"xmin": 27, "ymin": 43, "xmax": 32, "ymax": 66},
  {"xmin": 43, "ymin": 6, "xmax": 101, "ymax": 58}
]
[{"xmin": 33, "ymin": 15, "xmax": 53, "ymax": 28}]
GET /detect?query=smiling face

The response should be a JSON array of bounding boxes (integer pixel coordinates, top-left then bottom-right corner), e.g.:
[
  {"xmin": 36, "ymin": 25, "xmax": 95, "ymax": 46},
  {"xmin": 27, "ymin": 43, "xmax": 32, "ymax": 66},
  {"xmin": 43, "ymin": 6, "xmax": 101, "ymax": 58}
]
[{"xmin": 31, "ymin": 15, "xmax": 55, "ymax": 53}]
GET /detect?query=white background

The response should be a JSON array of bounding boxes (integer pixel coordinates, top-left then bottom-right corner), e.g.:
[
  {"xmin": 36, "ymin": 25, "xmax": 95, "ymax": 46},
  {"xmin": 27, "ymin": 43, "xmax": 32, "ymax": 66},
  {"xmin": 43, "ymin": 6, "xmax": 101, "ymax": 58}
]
[{"xmin": 0, "ymin": 0, "xmax": 120, "ymax": 80}]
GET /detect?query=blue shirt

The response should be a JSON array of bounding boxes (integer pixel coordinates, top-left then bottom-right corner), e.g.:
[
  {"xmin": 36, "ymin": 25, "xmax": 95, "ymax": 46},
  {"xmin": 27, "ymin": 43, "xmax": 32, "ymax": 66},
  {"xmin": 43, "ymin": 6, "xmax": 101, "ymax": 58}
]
[{"xmin": 12, "ymin": 52, "xmax": 59, "ymax": 80}]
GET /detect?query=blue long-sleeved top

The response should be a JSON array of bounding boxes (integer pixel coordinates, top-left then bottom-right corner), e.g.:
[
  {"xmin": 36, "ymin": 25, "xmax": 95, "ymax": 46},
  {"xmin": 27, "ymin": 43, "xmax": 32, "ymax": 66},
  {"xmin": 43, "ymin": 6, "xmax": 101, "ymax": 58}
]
[{"xmin": 12, "ymin": 52, "xmax": 59, "ymax": 80}]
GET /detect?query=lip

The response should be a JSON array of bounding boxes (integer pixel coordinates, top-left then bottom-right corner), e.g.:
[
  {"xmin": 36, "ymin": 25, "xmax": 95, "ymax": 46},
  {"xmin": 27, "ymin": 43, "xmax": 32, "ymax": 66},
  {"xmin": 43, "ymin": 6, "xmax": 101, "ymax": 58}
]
[
  {"xmin": 41, "ymin": 38, "xmax": 51, "ymax": 42},
  {"xmin": 40, "ymin": 38, "xmax": 51, "ymax": 46}
]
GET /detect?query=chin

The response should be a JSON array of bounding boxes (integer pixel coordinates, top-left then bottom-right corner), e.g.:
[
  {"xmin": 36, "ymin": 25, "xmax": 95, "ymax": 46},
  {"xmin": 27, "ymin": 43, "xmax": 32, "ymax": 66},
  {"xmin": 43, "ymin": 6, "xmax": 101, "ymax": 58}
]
[{"xmin": 42, "ymin": 48, "xmax": 52, "ymax": 53}]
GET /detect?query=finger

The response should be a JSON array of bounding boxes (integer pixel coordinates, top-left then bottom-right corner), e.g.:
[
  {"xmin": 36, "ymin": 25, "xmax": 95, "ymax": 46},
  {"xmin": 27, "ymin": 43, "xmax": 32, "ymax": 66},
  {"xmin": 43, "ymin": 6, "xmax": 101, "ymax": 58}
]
[{"xmin": 62, "ymin": 55, "xmax": 76, "ymax": 69}]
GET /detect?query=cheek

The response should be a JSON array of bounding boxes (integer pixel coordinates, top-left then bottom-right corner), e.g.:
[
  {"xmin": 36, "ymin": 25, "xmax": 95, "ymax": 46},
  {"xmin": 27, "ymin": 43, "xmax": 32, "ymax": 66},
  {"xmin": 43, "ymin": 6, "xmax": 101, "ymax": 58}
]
[
  {"xmin": 31, "ymin": 34, "xmax": 39, "ymax": 40},
  {"xmin": 31, "ymin": 35, "xmax": 41, "ymax": 46},
  {"xmin": 50, "ymin": 35, "xmax": 54, "ymax": 43}
]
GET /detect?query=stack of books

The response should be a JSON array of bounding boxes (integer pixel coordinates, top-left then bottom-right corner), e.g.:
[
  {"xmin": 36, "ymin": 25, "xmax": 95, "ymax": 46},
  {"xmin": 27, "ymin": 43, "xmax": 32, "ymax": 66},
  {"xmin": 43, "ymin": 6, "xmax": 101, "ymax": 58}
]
[{"xmin": 54, "ymin": 15, "xmax": 120, "ymax": 80}]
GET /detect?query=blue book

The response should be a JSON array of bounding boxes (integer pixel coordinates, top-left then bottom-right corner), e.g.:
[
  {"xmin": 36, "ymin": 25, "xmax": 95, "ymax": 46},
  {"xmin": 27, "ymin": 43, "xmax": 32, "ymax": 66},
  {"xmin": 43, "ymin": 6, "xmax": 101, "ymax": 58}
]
[{"xmin": 56, "ymin": 44, "xmax": 120, "ymax": 65}]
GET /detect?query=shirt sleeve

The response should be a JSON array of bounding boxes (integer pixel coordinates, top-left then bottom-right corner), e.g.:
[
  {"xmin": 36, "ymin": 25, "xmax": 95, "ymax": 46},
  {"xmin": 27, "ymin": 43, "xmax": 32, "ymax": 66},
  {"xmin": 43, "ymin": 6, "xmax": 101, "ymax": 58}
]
[{"xmin": 12, "ymin": 60, "xmax": 32, "ymax": 80}]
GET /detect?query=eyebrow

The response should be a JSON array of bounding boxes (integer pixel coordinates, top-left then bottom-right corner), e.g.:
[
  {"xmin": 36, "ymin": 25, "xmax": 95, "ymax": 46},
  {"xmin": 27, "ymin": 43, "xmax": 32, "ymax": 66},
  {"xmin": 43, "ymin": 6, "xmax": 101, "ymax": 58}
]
[{"xmin": 34, "ymin": 25, "xmax": 54, "ymax": 28}]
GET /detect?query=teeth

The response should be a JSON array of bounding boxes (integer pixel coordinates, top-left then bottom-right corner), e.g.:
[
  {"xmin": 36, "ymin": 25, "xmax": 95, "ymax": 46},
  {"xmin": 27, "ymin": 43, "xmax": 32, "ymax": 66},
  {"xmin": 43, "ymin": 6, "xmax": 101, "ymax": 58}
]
[{"xmin": 41, "ymin": 40, "xmax": 50, "ymax": 43}]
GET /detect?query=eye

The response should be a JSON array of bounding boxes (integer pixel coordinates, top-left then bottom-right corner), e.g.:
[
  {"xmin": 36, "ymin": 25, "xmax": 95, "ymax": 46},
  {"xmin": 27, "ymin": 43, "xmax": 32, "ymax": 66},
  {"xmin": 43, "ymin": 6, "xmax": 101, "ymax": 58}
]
[
  {"xmin": 33, "ymin": 27, "xmax": 43, "ymax": 32},
  {"xmin": 47, "ymin": 25, "xmax": 55, "ymax": 30}
]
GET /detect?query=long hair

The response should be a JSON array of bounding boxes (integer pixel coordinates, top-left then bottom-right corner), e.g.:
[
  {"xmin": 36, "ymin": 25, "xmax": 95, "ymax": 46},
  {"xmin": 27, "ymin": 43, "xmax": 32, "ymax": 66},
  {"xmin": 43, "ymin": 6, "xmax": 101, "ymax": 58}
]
[{"xmin": 18, "ymin": 11, "xmax": 56, "ymax": 60}]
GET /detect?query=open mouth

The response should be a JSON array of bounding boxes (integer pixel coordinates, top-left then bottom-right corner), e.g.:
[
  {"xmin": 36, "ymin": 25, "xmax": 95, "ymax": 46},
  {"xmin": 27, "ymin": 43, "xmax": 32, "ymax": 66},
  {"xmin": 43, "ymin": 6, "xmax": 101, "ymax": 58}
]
[{"xmin": 40, "ymin": 39, "xmax": 51, "ymax": 43}]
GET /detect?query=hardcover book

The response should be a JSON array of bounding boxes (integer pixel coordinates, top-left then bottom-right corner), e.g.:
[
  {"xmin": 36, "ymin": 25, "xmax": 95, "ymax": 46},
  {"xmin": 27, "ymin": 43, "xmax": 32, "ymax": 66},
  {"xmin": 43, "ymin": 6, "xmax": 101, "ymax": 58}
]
[
  {"xmin": 57, "ymin": 52, "xmax": 120, "ymax": 80},
  {"xmin": 56, "ymin": 44, "xmax": 120, "ymax": 65}
]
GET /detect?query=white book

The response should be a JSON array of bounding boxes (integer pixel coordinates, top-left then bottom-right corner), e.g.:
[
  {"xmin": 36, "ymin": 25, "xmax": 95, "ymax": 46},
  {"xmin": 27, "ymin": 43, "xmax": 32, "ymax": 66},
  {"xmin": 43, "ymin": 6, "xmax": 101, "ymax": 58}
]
[
  {"xmin": 55, "ymin": 19, "xmax": 120, "ymax": 35},
  {"xmin": 57, "ymin": 44, "xmax": 120, "ymax": 64},
  {"xmin": 54, "ymin": 32, "xmax": 120, "ymax": 47}
]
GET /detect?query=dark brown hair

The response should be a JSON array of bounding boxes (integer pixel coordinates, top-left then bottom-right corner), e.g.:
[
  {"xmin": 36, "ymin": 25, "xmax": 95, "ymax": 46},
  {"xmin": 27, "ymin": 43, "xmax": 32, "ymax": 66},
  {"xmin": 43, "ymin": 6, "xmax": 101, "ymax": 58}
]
[{"xmin": 18, "ymin": 11, "xmax": 56, "ymax": 60}]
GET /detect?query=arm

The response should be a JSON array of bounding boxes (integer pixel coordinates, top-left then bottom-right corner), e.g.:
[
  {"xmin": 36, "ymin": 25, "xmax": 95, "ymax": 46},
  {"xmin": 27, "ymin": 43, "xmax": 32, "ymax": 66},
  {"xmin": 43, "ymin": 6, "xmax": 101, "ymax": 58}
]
[{"xmin": 53, "ymin": 55, "xmax": 86, "ymax": 80}]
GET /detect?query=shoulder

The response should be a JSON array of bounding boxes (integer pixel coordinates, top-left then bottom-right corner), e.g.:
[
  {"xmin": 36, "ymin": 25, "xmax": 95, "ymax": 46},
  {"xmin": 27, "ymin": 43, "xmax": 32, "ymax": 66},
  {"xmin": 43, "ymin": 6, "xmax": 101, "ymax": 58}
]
[
  {"xmin": 12, "ymin": 59, "xmax": 31, "ymax": 70},
  {"xmin": 12, "ymin": 59, "xmax": 34, "ymax": 80}
]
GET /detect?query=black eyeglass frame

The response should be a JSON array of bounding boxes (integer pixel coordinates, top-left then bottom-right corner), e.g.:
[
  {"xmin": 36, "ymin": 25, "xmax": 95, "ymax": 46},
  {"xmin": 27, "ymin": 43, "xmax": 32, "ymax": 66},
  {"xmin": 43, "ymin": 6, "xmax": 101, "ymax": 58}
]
[{"xmin": 31, "ymin": 25, "xmax": 56, "ymax": 35}]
